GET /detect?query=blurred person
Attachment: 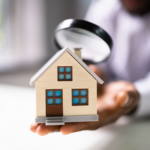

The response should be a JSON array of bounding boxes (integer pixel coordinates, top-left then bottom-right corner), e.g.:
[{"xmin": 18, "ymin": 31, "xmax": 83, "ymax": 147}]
[{"xmin": 30, "ymin": 0, "xmax": 150, "ymax": 135}]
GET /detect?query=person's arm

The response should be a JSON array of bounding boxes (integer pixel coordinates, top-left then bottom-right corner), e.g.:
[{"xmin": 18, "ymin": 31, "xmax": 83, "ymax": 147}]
[{"xmin": 133, "ymin": 72, "xmax": 150, "ymax": 117}]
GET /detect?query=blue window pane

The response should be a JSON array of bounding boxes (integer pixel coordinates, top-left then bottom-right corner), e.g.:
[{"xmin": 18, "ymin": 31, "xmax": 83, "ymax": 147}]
[
  {"xmin": 66, "ymin": 74, "xmax": 71, "ymax": 80},
  {"xmin": 66, "ymin": 67, "xmax": 71, "ymax": 73},
  {"xmin": 81, "ymin": 90, "xmax": 87, "ymax": 96},
  {"xmin": 59, "ymin": 74, "xmax": 64, "ymax": 80},
  {"xmin": 73, "ymin": 98, "xmax": 79, "ymax": 104},
  {"xmin": 55, "ymin": 91, "xmax": 61, "ymax": 97},
  {"xmin": 47, "ymin": 91, "xmax": 53, "ymax": 97},
  {"xmin": 73, "ymin": 90, "xmax": 79, "ymax": 96},
  {"xmin": 55, "ymin": 99, "xmax": 61, "ymax": 104},
  {"xmin": 59, "ymin": 67, "xmax": 64, "ymax": 73},
  {"xmin": 81, "ymin": 98, "xmax": 87, "ymax": 104},
  {"xmin": 47, "ymin": 99, "xmax": 53, "ymax": 105}
]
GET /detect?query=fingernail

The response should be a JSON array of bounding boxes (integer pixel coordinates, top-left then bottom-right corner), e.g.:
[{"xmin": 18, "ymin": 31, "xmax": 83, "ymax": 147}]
[
  {"xmin": 122, "ymin": 95, "xmax": 129, "ymax": 107},
  {"xmin": 116, "ymin": 91, "xmax": 128, "ymax": 107}
]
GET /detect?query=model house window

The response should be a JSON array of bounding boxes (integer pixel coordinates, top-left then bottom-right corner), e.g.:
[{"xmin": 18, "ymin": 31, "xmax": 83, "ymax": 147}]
[
  {"xmin": 46, "ymin": 89, "xmax": 62, "ymax": 105},
  {"xmin": 72, "ymin": 89, "xmax": 88, "ymax": 105},
  {"xmin": 58, "ymin": 66, "xmax": 72, "ymax": 81}
]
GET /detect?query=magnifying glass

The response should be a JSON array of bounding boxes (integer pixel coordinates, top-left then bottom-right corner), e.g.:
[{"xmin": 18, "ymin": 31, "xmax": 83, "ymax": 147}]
[{"xmin": 53, "ymin": 19, "xmax": 113, "ymax": 64}]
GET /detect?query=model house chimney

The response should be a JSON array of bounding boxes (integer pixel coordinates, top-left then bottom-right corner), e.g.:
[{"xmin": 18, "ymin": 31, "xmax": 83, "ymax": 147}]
[{"xmin": 74, "ymin": 47, "xmax": 82, "ymax": 59}]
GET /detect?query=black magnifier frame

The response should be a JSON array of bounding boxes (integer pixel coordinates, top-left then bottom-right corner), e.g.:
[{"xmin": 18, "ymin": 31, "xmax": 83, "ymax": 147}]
[{"xmin": 52, "ymin": 19, "xmax": 113, "ymax": 64}]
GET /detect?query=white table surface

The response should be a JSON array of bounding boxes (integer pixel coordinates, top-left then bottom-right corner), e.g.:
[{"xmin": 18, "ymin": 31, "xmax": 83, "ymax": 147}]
[{"xmin": 0, "ymin": 84, "xmax": 150, "ymax": 150}]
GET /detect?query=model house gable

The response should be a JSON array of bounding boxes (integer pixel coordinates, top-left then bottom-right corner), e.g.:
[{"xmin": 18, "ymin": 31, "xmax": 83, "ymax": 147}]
[
  {"xmin": 35, "ymin": 51, "xmax": 98, "ymax": 84},
  {"xmin": 30, "ymin": 47, "xmax": 104, "ymax": 86}
]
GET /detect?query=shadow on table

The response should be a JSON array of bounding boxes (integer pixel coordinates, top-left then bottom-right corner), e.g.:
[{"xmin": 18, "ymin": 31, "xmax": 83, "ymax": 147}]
[{"xmin": 88, "ymin": 117, "xmax": 150, "ymax": 150}]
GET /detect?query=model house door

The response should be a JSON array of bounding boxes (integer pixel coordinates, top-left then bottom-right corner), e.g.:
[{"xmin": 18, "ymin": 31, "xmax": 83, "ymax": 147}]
[{"xmin": 46, "ymin": 89, "xmax": 63, "ymax": 116}]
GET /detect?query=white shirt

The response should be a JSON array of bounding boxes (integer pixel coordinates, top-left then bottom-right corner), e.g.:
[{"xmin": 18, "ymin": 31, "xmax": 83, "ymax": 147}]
[{"xmin": 85, "ymin": 0, "xmax": 150, "ymax": 117}]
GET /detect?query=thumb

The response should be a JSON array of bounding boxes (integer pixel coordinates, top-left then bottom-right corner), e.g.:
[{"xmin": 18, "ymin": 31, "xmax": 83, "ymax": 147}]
[{"xmin": 115, "ymin": 91, "xmax": 129, "ymax": 107}]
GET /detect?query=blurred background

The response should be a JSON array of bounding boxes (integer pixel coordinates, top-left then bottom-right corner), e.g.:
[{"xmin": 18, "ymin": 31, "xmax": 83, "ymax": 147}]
[
  {"xmin": 0, "ymin": 0, "xmax": 92, "ymax": 86},
  {"xmin": 1, "ymin": 1, "xmax": 150, "ymax": 150}
]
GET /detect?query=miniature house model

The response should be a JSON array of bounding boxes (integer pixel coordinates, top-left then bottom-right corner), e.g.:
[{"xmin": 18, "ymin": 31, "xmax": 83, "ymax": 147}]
[{"xmin": 30, "ymin": 47, "xmax": 104, "ymax": 125}]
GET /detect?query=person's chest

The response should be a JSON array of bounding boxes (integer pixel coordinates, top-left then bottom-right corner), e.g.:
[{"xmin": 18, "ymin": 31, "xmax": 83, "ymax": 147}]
[{"xmin": 107, "ymin": 11, "xmax": 150, "ymax": 82}]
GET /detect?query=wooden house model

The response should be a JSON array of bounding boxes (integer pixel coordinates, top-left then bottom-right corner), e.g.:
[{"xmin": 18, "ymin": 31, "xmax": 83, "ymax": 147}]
[{"xmin": 29, "ymin": 47, "xmax": 104, "ymax": 125}]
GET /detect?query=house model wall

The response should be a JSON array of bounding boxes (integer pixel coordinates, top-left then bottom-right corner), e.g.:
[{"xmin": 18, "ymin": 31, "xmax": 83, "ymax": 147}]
[{"xmin": 30, "ymin": 47, "xmax": 103, "ymax": 125}]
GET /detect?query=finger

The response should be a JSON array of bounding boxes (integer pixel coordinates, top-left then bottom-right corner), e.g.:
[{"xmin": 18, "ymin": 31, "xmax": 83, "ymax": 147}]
[
  {"xmin": 123, "ymin": 91, "xmax": 140, "ymax": 113},
  {"xmin": 116, "ymin": 90, "xmax": 139, "ymax": 108},
  {"xmin": 30, "ymin": 123, "xmax": 40, "ymax": 133},
  {"xmin": 115, "ymin": 91, "xmax": 129, "ymax": 107},
  {"xmin": 114, "ymin": 90, "xmax": 140, "ymax": 116},
  {"xmin": 60, "ymin": 122, "xmax": 88, "ymax": 135},
  {"xmin": 36, "ymin": 124, "xmax": 61, "ymax": 136}
]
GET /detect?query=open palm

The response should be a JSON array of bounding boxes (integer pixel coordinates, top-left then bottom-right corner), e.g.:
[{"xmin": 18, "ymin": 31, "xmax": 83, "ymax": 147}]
[{"xmin": 30, "ymin": 79, "xmax": 139, "ymax": 135}]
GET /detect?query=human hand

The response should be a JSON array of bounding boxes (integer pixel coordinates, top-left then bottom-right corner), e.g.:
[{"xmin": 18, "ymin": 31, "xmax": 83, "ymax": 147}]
[{"xmin": 30, "ymin": 66, "xmax": 140, "ymax": 135}]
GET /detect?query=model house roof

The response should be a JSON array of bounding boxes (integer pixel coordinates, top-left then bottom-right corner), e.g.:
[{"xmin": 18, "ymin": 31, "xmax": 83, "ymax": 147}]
[{"xmin": 29, "ymin": 47, "xmax": 104, "ymax": 86}]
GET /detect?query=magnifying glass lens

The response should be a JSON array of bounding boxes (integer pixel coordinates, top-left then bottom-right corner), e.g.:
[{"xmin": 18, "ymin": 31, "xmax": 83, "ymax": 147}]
[{"xmin": 53, "ymin": 19, "xmax": 113, "ymax": 64}]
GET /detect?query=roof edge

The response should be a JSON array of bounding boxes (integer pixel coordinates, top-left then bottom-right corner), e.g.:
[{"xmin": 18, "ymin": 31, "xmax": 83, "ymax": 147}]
[{"xmin": 65, "ymin": 48, "xmax": 104, "ymax": 84}]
